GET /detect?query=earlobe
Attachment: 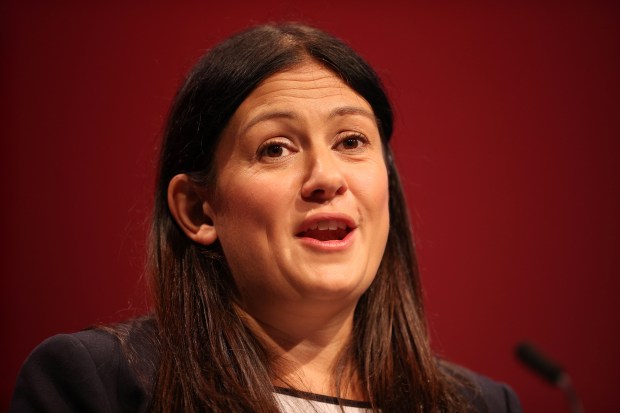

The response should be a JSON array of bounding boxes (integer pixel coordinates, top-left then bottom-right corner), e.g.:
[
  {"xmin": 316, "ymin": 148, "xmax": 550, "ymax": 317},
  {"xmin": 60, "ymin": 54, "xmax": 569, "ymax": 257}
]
[{"xmin": 167, "ymin": 174, "xmax": 218, "ymax": 246}]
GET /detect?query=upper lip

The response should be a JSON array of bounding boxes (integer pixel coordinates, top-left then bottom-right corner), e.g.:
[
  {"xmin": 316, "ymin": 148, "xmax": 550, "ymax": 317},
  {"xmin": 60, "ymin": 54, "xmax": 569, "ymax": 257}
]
[{"xmin": 295, "ymin": 213, "xmax": 357, "ymax": 236}]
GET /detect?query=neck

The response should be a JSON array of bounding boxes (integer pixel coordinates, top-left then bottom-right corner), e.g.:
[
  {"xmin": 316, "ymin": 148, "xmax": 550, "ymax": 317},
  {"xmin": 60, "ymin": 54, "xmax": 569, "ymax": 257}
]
[{"xmin": 235, "ymin": 299, "xmax": 364, "ymax": 400}]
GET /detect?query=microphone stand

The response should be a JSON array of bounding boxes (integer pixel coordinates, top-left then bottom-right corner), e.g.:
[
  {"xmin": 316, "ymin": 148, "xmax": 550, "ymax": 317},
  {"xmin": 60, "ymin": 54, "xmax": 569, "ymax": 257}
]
[{"xmin": 556, "ymin": 373, "xmax": 584, "ymax": 413}]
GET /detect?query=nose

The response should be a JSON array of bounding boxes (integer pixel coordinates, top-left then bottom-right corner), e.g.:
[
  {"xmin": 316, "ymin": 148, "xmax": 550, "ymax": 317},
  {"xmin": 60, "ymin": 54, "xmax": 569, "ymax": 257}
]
[{"xmin": 300, "ymin": 150, "xmax": 348, "ymax": 202}]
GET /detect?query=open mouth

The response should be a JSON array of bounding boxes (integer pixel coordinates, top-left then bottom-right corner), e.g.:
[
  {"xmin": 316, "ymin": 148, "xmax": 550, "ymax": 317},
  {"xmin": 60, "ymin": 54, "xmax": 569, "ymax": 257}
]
[{"xmin": 296, "ymin": 220, "xmax": 353, "ymax": 241}]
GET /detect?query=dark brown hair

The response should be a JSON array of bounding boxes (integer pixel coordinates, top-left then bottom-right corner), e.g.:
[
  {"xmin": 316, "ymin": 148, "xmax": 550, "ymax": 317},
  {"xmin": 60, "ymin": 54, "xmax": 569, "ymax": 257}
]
[{"xmin": 147, "ymin": 23, "xmax": 469, "ymax": 412}]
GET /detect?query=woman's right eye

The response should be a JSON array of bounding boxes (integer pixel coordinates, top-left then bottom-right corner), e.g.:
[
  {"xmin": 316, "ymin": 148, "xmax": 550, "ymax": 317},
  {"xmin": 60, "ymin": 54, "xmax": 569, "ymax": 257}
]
[{"xmin": 258, "ymin": 142, "xmax": 292, "ymax": 159}]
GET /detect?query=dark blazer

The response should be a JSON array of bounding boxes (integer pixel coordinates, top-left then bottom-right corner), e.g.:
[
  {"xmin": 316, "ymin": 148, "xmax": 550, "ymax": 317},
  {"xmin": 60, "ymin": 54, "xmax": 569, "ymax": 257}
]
[{"xmin": 10, "ymin": 321, "xmax": 521, "ymax": 412}]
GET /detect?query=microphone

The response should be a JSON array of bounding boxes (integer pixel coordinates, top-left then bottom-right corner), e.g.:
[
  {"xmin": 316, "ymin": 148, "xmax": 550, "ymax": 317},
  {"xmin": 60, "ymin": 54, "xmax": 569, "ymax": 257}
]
[
  {"xmin": 515, "ymin": 341, "xmax": 584, "ymax": 413},
  {"xmin": 515, "ymin": 342, "xmax": 564, "ymax": 384}
]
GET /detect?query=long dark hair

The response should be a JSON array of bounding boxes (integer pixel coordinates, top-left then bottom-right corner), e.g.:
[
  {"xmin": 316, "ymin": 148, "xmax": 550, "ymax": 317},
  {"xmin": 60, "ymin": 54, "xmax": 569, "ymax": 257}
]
[{"xmin": 147, "ymin": 23, "xmax": 469, "ymax": 412}]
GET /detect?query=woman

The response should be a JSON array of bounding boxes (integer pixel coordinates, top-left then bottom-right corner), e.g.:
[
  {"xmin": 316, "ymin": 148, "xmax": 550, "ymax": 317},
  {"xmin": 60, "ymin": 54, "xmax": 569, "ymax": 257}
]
[{"xmin": 10, "ymin": 23, "xmax": 521, "ymax": 412}]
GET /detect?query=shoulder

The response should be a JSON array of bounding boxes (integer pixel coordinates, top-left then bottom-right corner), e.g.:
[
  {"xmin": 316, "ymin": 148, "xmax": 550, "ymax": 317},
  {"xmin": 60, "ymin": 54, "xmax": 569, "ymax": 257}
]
[
  {"xmin": 10, "ymin": 317, "xmax": 156, "ymax": 413},
  {"xmin": 443, "ymin": 363, "xmax": 522, "ymax": 413},
  {"xmin": 466, "ymin": 369, "xmax": 522, "ymax": 413}
]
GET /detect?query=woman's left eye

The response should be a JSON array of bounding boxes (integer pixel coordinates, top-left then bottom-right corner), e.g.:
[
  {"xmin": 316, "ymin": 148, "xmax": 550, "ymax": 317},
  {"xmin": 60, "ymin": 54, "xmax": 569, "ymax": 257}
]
[{"xmin": 336, "ymin": 134, "xmax": 367, "ymax": 151}]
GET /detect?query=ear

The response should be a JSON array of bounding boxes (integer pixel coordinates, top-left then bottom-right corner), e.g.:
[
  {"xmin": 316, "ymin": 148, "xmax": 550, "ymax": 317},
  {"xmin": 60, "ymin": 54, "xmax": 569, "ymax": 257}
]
[{"xmin": 167, "ymin": 174, "xmax": 218, "ymax": 246}]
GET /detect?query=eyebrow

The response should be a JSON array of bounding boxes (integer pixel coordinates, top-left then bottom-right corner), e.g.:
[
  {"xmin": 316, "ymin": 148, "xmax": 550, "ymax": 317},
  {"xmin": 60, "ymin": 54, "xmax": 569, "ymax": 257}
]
[
  {"xmin": 241, "ymin": 111, "xmax": 298, "ymax": 135},
  {"xmin": 241, "ymin": 106, "xmax": 376, "ymax": 135},
  {"xmin": 327, "ymin": 106, "xmax": 376, "ymax": 122}
]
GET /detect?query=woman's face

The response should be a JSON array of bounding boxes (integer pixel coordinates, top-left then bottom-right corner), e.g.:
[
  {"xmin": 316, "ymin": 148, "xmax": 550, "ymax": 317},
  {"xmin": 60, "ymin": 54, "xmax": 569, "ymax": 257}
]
[{"xmin": 210, "ymin": 61, "xmax": 390, "ymax": 316}]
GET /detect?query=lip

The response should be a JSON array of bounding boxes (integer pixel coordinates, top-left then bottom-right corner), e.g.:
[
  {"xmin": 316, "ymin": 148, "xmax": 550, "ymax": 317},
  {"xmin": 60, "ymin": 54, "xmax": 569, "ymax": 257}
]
[{"xmin": 295, "ymin": 213, "xmax": 357, "ymax": 252}]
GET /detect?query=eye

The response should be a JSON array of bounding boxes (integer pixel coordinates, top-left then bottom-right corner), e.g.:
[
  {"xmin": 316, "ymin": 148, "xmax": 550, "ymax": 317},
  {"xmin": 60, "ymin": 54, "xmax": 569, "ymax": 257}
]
[
  {"xmin": 335, "ymin": 133, "xmax": 368, "ymax": 151},
  {"xmin": 342, "ymin": 137, "xmax": 361, "ymax": 149},
  {"xmin": 258, "ymin": 140, "xmax": 293, "ymax": 159}
]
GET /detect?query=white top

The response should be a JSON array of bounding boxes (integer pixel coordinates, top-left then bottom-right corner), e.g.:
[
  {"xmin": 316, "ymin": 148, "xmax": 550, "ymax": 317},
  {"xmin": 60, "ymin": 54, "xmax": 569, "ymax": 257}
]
[{"xmin": 274, "ymin": 388, "xmax": 372, "ymax": 413}]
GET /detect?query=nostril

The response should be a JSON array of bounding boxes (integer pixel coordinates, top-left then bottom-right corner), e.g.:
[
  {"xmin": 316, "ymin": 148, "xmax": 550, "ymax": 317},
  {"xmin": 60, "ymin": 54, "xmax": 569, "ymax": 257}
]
[{"xmin": 302, "ymin": 185, "xmax": 347, "ymax": 202}]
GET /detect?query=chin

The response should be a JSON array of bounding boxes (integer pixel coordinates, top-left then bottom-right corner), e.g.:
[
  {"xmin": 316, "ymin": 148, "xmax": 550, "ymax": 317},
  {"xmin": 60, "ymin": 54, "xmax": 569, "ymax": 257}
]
[{"xmin": 295, "ymin": 273, "xmax": 374, "ymax": 302}]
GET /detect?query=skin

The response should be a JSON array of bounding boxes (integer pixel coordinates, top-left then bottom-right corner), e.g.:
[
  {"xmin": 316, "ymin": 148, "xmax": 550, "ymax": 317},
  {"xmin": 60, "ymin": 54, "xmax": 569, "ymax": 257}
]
[{"xmin": 169, "ymin": 60, "xmax": 390, "ymax": 397}]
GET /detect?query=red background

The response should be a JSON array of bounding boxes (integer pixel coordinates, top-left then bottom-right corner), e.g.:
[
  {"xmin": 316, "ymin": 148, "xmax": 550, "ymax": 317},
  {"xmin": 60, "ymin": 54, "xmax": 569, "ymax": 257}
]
[{"xmin": 2, "ymin": 1, "xmax": 619, "ymax": 411}]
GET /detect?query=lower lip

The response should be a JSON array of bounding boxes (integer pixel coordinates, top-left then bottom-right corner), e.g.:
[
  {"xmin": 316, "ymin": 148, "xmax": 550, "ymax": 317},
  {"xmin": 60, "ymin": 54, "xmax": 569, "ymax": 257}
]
[{"xmin": 296, "ymin": 229, "xmax": 356, "ymax": 252}]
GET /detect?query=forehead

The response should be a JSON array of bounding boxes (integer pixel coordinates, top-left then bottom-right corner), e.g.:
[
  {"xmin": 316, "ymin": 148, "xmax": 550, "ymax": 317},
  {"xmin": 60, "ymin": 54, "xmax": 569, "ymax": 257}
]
[{"xmin": 232, "ymin": 61, "xmax": 373, "ymax": 117}]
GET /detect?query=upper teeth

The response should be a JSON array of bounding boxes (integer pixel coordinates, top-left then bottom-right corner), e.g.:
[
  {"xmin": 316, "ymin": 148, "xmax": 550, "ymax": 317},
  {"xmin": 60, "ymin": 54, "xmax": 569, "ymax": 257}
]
[{"xmin": 309, "ymin": 220, "xmax": 347, "ymax": 231}]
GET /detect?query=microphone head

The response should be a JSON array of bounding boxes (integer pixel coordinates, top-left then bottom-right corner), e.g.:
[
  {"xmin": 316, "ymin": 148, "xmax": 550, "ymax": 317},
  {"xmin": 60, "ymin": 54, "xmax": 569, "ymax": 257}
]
[{"xmin": 515, "ymin": 341, "xmax": 565, "ymax": 385}]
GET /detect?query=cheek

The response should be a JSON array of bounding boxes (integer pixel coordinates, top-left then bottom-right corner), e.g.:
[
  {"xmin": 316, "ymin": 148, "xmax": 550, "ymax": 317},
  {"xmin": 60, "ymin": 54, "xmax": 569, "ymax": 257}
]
[
  {"xmin": 356, "ymin": 163, "xmax": 390, "ymax": 213},
  {"xmin": 212, "ymin": 175, "xmax": 295, "ymax": 295},
  {"xmin": 364, "ymin": 165, "xmax": 391, "ymax": 251},
  {"xmin": 213, "ymin": 173, "xmax": 293, "ymax": 245}
]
